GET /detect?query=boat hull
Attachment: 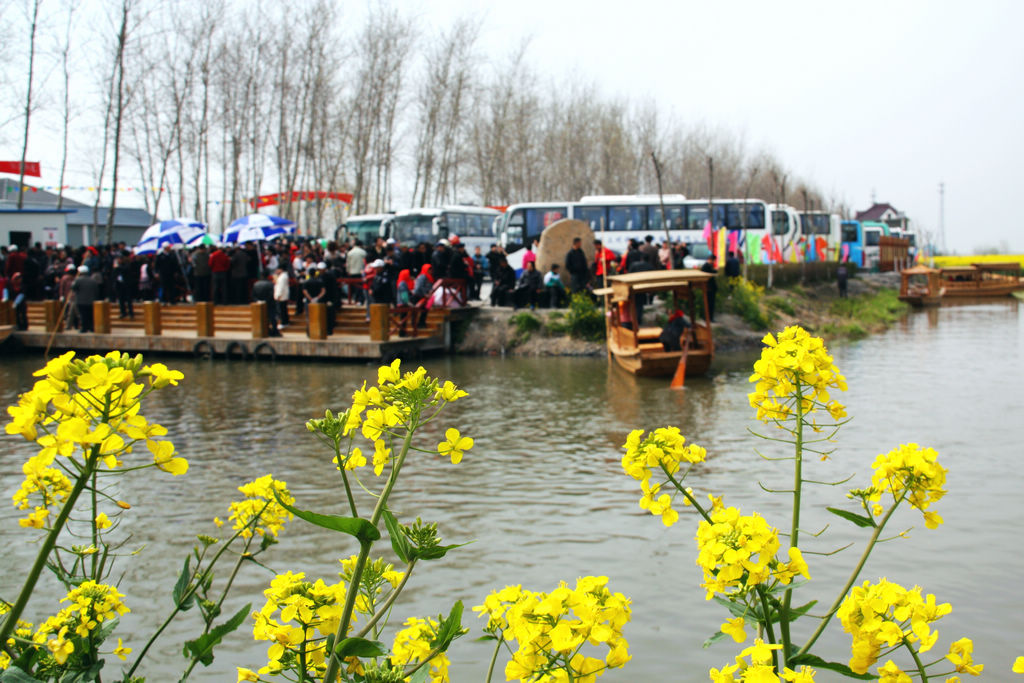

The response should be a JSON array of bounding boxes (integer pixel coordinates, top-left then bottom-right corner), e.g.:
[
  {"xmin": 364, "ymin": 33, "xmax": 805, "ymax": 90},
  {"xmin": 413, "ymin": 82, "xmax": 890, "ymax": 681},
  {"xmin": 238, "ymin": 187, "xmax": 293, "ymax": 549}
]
[{"xmin": 609, "ymin": 340, "xmax": 713, "ymax": 378}]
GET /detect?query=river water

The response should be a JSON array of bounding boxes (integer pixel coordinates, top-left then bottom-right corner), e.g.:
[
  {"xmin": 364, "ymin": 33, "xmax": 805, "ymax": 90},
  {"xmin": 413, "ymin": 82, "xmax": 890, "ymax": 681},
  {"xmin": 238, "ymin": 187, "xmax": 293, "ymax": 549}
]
[{"xmin": 1, "ymin": 299, "xmax": 1021, "ymax": 681}]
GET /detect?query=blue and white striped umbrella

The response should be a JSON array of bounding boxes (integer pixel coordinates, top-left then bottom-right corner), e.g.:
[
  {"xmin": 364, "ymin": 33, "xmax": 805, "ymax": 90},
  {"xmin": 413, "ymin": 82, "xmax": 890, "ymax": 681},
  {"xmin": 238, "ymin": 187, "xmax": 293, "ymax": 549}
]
[
  {"xmin": 223, "ymin": 214, "xmax": 295, "ymax": 244},
  {"xmin": 137, "ymin": 218, "xmax": 207, "ymax": 248}
]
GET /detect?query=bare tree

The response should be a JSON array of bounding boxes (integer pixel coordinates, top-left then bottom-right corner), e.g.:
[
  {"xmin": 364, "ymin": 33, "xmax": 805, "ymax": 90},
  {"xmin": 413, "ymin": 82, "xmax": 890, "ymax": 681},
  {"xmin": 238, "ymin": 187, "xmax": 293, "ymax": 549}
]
[{"xmin": 16, "ymin": 0, "xmax": 42, "ymax": 210}]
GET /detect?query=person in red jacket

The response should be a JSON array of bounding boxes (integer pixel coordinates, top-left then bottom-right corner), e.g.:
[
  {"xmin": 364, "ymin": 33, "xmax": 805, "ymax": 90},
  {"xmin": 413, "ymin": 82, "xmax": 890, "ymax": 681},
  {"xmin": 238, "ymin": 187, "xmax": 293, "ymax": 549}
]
[{"xmin": 209, "ymin": 247, "xmax": 231, "ymax": 305}]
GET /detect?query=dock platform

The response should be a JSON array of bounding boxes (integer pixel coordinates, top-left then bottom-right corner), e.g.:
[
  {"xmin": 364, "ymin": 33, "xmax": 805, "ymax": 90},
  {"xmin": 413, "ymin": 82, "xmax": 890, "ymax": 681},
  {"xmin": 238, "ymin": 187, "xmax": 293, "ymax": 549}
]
[{"xmin": 1, "ymin": 300, "xmax": 463, "ymax": 361}]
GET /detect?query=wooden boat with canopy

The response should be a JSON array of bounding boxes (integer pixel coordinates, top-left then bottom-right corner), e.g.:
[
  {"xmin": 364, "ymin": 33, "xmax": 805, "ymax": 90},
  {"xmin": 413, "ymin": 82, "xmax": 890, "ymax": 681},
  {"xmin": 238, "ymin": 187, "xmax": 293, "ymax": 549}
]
[
  {"xmin": 596, "ymin": 269, "xmax": 715, "ymax": 385},
  {"xmin": 898, "ymin": 265, "xmax": 942, "ymax": 307},
  {"xmin": 938, "ymin": 263, "xmax": 1024, "ymax": 298}
]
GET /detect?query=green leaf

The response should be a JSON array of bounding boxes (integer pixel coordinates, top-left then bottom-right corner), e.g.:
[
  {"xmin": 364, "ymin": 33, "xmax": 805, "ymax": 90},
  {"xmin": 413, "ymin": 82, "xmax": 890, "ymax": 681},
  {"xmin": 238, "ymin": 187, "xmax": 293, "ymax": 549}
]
[
  {"xmin": 334, "ymin": 637, "xmax": 388, "ymax": 659},
  {"xmin": 383, "ymin": 508, "xmax": 412, "ymax": 563},
  {"xmin": 712, "ymin": 596, "xmax": 760, "ymax": 621},
  {"xmin": 172, "ymin": 556, "xmax": 195, "ymax": 611},
  {"xmin": 408, "ymin": 666, "xmax": 430, "ymax": 683},
  {"xmin": 411, "ymin": 542, "xmax": 470, "ymax": 562},
  {"xmin": 183, "ymin": 603, "xmax": 251, "ymax": 667},
  {"xmin": 0, "ymin": 666, "xmax": 42, "ymax": 682},
  {"xmin": 274, "ymin": 492, "xmax": 380, "ymax": 543},
  {"xmin": 702, "ymin": 630, "xmax": 728, "ymax": 648},
  {"xmin": 430, "ymin": 601, "xmax": 464, "ymax": 652},
  {"xmin": 826, "ymin": 507, "xmax": 876, "ymax": 528},
  {"xmin": 787, "ymin": 653, "xmax": 875, "ymax": 679}
]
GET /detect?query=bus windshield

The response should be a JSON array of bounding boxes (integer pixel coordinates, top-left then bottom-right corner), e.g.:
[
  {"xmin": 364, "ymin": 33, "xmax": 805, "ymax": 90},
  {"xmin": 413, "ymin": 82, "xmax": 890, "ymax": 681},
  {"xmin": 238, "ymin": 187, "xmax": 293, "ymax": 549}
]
[
  {"xmin": 865, "ymin": 230, "xmax": 881, "ymax": 246},
  {"xmin": 391, "ymin": 215, "xmax": 436, "ymax": 245},
  {"xmin": 345, "ymin": 219, "xmax": 385, "ymax": 244},
  {"xmin": 841, "ymin": 224, "xmax": 859, "ymax": 243}
]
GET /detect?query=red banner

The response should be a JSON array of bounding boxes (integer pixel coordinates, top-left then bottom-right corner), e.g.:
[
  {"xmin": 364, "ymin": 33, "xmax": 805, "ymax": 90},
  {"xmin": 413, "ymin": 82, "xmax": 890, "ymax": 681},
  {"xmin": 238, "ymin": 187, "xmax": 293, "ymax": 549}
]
[
  {"xmin": 0, "ymin": 161, "xmax": 41, "ymax": 177},
  {"xmin": 249, "ymin": 191, "xmax": 353, "ymax": 208}
]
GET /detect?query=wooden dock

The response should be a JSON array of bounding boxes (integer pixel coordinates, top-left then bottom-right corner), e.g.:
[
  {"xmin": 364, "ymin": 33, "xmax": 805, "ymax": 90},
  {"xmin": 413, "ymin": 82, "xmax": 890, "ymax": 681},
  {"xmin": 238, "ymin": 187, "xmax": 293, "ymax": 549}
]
[{"xmin": 0, "ymin": 300, "xmax": 460, "ymax": 361}]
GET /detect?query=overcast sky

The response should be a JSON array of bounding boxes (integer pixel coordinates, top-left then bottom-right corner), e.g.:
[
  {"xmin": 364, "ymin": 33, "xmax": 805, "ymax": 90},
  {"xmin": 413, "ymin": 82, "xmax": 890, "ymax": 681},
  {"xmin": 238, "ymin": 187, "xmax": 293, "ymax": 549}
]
[
  {"xmin": 401, "ymin": 0, "xmax": 1023, "ymax": 253},
  {"xmin": 8, "ymin": 0, "xmax": 1022, "ymax": 254}
]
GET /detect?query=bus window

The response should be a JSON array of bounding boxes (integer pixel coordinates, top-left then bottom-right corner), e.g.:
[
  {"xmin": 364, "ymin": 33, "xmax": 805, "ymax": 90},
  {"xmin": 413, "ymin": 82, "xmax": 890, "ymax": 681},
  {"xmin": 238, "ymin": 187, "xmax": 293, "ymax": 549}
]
[
  {"xmin": 841, "ymin": 224, "xmax": 859, "ymax": 243},
  {"xmin": 801, "ymin": 214, "xmax": 830, "ymax": 235},
  {"xmin": 446, "ymin": 213, "xmax": 466, "ymax": 234},
  {"xmin": 724, "ymin": 203, "xmax": 765, "ymax": 230},
  {"xmin": 687, "ymin": 207, "xmax": 708, "ymax": 231},
  {"xmin": 771, "ymin": 211, "xmax": 789, "ymax": 236},
  {"xmin": 525, "ymin": 207, "xmax": 568, "ymax": 242},
  {"xmin": 576, "ymin": 206, "xmax": 607, "ymax": 233},
  {"xmin": 865, "ymin": 230, "xmax": 881, "ymax": 246},
  {"xmin": 392, "ymin": 215, "xmax": 436, "ymax": 245},
  {"xmin": 647, "ymin": 205, "xmax": 685, "ymax": 232},
  {"xmin": 609, "ymin": 206, "xmax": 644, "ymax": 231}
]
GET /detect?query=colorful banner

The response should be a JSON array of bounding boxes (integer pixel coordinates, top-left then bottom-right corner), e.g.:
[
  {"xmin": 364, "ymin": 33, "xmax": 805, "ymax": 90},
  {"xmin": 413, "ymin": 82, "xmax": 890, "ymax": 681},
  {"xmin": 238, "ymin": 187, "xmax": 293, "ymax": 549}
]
[
  {"xmin": 0, "ymin": 161, "xmax": 41, "ymax": 177},
  {"xmin": 250, "ymin": 191, "xmax": 353, "ymax": 209}
]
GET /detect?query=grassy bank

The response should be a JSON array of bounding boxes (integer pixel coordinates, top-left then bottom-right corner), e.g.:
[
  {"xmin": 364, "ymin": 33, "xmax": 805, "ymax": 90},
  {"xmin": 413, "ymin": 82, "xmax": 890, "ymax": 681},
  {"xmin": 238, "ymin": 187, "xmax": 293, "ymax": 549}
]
[{"xmin": 456, "ymin": 273, "xmax": 909, "ymax": 355}]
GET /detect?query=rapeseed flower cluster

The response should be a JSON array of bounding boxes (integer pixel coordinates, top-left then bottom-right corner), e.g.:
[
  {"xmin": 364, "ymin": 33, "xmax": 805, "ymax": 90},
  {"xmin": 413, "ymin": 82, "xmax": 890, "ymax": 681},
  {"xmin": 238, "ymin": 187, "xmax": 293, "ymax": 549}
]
[
  {"xmin": 29, "ymin": 581, "xmax": 129, "ymax": 666},
  {"xmin": 835, "ymin": 577, "xmax": 960, "ymax": 676},
  {"xmin": 251, "ymin": 571, "xmax": 351, "ymax": 677},
  {"xmin": 867, "ymin": 443, "xmax": 947, "ymax": 529},
  {"xmin": 621, "ymin": 427, "xmax": 707, "ymax": 527},
  {"xmin": 319, "ymin": 359, "xmax": 472, "ymax": 476},
  {"xmin": 390, "ymin": 616, "xmax": 452, "ymax": 683},
  {"xmin": 695, "ymin": 506, "xmax": 809, "ymax": 600},
  {"xmin": 226, "ymin": 475, "xmax": 294, "ymax": 539},
  {"xmin": 747, "ymin": 327, "xmax": 847, "ymax": 425},
  {"xmin": 709, "ymin": 638, "xmax": 817, "ymax": 681},
  {"xmin": 5, "ymin": 352, "xmax": 186, "ymax": 526},
  {"xmin": 474, "ymin": 576, "xmax": 631, "ymax": 683},
  {"xmin": 339, "ymin": 554, "xmax": 404, "ymax": 616}
]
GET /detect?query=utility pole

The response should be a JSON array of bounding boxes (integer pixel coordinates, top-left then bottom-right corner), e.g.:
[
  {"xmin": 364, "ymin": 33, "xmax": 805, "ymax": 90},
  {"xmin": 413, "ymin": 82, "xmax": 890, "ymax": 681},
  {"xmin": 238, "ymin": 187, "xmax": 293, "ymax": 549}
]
[{"xmin": 938, "ymin": 182, "xmax": 945, "ymax": 255}]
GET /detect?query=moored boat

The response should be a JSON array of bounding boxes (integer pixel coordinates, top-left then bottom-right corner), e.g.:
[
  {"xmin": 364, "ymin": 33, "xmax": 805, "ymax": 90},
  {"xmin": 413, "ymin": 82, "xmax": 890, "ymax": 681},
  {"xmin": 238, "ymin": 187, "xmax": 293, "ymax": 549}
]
[
  {"xmin": 938, "ymin": 263, "xmax": 1024, "ymax": 298},
  {"xmin": 898, "ymin": 265, "xmax": 942, "ymax": 307},
  {"xmin": 596, "ymin": 269, "xmax": 715, "ymax": 385}
]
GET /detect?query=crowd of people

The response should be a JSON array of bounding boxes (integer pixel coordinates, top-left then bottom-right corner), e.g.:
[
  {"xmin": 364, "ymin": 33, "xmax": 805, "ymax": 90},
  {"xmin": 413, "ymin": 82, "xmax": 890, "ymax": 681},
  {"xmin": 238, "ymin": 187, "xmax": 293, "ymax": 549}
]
[{"xmin": 0, "ymin": 235, "xmax": 491, "ymax": 333}]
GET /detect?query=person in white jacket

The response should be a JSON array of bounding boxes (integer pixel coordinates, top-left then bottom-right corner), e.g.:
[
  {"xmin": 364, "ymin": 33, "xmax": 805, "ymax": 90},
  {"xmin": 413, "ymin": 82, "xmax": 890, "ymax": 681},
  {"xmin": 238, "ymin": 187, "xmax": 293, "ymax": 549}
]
[{"xmin": 273, "ymin": 266, "xmax": 291, "ymax": 326}]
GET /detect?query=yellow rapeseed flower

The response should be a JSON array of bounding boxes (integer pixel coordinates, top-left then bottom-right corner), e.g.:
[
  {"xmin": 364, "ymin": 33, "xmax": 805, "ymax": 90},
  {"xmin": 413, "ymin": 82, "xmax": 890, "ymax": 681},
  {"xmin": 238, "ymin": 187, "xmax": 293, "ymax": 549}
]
[{"xmin": 438, "ymin": 428, "xmax": 473, "ymax": 465}]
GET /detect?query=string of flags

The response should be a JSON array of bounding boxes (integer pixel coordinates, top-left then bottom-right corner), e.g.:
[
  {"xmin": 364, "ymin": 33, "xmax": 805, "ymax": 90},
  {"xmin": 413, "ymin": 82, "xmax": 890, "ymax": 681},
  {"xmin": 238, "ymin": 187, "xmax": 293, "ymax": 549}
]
[{"xmin": 2, "ymin": 184, "xmax": 353, "ymax": 207}]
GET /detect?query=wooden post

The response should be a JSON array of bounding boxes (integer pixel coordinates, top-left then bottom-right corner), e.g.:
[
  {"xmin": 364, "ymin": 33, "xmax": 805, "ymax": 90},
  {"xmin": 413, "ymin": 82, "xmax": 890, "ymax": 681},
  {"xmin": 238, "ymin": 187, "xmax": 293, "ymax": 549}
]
[
  {"xmin": 44, "ymin": 300, "xmax": 62, "ymax": 332},
  {"xmin": 144, "ymin": 301, "xmax": 162, "ymax": 336},
  {"xmin": 0, "ymin": 300, "xmax": 12, "ymax": 325},
  {"xmin": 94, "ymin": 301, "xmax": 111, "ymax": 334},
  {"xmin": 251, "ymin": 301, "xmax": 267, "ymax": 339},
  {"xmin": 307, "ymin": 302, "xmax": 327, "ymax": 340},
  {"xmin": 369, "ymin": 303, "xmax": 389, "ymax": 341},
  {"xmin": 196, "ymin": 301, "xmax": 214, "ymax": 337}
]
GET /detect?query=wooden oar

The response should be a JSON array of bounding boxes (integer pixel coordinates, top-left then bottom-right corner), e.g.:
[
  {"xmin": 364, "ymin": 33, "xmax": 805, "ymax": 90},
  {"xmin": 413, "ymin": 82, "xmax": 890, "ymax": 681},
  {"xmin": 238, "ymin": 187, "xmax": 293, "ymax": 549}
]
[{"xmin": 670, "ymin": 334, "xmax": 689, "ymax": 389}]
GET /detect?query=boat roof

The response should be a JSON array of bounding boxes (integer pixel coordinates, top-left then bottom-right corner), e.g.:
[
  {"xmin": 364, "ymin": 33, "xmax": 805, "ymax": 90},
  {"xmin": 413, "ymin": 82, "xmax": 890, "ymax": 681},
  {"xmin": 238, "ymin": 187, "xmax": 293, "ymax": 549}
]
[
  {"xmin": 901, "ymin": 265, "xmax": 939, "ymax": 275},
  {"xmin": 972, "ymin": 262, "xmax": 1021, "ymax": 271},
  {"xmin": 598, "ymin": 269, "xmax": 714, "ymax": 300}
]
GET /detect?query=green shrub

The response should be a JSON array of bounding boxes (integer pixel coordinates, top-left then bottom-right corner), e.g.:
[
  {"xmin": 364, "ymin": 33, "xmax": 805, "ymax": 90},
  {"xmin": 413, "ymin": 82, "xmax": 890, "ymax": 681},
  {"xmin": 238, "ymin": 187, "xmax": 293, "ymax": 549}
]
[
  {"xmin": 544, "ymin": 311, "xmax": 569, "ymax": 335},
  {"xmin": 723, "ymin": 277, "xmax": 774, "ymax": 330},
  {"xmin": 509, "ymin": 311, "xmax": 542, "ymax": 342},
  {"xmin": 566, "ymin": 293, "xmax": 606, "ymax": 341},
  {"xmin": 765, "ymin": 295, "xmax": 795, "ymax": 316}
]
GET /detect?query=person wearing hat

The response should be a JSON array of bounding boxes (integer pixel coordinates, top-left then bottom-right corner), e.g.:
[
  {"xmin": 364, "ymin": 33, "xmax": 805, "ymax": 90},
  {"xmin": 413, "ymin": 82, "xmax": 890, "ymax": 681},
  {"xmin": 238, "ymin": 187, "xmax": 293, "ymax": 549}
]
[{"xmin": 71, "ymin": 265, "xmax": 100, "ymax": 333}]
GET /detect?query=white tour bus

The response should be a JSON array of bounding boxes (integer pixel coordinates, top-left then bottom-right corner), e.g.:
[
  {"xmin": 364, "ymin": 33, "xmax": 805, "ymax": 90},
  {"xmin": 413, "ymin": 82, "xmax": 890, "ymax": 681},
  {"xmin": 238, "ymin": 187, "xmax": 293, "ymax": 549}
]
[
  {"xmin": 384, "ymin": 205, "xmax": 502, "ymax": 253},
  {"xmin": 799, "ymin": 211, "xmax": 842, "ymax": 261},
  {"xmin": 497, "ymin": 195, "xmax": 769, "ymax": 269}
]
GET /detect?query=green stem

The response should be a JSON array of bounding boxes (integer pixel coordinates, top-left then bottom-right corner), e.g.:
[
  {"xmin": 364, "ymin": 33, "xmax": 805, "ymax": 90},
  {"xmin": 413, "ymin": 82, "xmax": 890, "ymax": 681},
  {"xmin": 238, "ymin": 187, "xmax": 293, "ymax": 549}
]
[
  {"xmin": 795, "ymin": 489, "xmax": 908, "ymax": 658},
  {"xmin": 126, "ymin": 523, "xmax": 249, "ymax": 678},
  {"xmin": 353, "ymin": 559, "xmax": 417, "ymax": 638},
  {"xmin": 903, "ymin": 637, "xmax": 929, "ymax": 680},
  {"xmin": 322, "ymin": 423, "xmax": 417, "ymax": 683},
  {"xmin": 780, "ymin": 381, "xmax": 806, "ymax": 668},
  {"xmin": 0, "ymin": 444, "xmax": 100, "ymax": 646},
  {"xmin": 756, "ymin": 587, "xmax": 780, "ymax": 671},
  {"xmin": 662, "ymin": 467, "xmax": 712, "ymax": 523},
  {"xmin": 484, "ymin": 636, "xmax": 502, "ymax": 683},
  {"xmin": 180, "ymin": 536, "xmax": 257, "ymax": 680}
]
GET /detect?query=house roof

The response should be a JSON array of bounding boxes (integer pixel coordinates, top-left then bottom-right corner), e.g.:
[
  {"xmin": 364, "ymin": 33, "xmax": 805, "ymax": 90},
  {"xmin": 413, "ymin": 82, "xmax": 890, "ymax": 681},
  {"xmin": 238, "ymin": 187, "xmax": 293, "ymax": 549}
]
[
  {"xmin": 0, "ymin": 179, "xmax": 153, "ymax": 228},
  {"xmin": 855, "ymin": 203, "xmax": 900, "ymax": 222},
  {"xmin": 0, "ymin": 178, "xmax": 88, "ymax": 208}
]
